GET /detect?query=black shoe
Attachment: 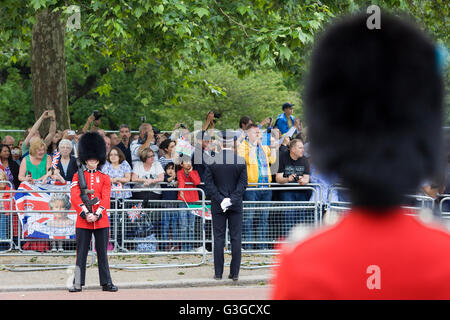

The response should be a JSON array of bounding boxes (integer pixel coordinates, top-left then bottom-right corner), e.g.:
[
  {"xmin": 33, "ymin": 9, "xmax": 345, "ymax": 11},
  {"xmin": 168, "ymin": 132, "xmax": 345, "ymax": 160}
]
[
  {"xmin": 214, "ymin": 275, "xmax": 222, "ymax": 280},
  {"xmin": 102, "ymin": 284, "xmax": 118, "ymax": 292},
  {"xmin": 68, "ymin": 285, "xmax": 82, "ymax": 292},
  {"xmin": 228, "ymin": 274, "xmax": 239, "ymax": 281}
]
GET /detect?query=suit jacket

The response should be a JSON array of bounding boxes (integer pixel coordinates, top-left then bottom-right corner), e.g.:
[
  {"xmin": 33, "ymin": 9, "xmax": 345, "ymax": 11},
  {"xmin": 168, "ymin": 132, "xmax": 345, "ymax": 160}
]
[
  {"xmin": 204, "ymin": 149, "xmax": 248, "ymax": 214},
  {"xmin": 56, "ymin": 156, "xmax": 78, "ymax": 182}
]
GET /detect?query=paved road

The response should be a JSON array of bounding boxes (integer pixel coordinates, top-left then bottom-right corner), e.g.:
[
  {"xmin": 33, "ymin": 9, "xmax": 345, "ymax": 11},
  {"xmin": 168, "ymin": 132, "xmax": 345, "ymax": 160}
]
[{"xmin": 0, "ymin": 285, "xmax": 271, "ymax": 300}]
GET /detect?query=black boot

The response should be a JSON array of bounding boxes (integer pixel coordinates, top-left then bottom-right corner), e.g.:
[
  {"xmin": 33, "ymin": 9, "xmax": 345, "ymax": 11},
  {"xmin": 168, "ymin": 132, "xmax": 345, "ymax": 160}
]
[
  {"xmin": 68, "ymin": 285, "xmax": 82, "ymax": 292},
  {"xmin": 228, "ymin": 274, "xmax": 239, "ymax": 281},
  {"xmin": 102, "ymin": 283, "xmax": 118, "ymax": 292}
]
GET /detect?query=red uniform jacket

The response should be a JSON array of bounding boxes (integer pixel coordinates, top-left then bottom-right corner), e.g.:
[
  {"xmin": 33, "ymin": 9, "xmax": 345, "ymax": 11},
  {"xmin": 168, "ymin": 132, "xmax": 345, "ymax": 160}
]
[
  {"xmin": 271, "ymin": 207, "xmax": 450, "ymax": 300},
  {"xmin": 70, "ymin": 169, "xmax": 111, "ymax": 229},
  {"xmin": 177, "ymin": 169, "xmax": 201, "ymax": 203}
]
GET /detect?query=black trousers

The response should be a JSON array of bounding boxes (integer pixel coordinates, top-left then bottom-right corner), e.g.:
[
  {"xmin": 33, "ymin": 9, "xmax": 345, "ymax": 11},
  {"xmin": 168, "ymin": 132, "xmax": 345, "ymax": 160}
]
[
  {"xmin": 74, "ymin": 227, "xmax": 112, "ymax": 286},
  {"xmin": 132, "ymin": 191, "xmax": 162, "ymax": 201},
  {"xmin": 212, "ymin": 210, "xmax": 242, "ymax": 277}
]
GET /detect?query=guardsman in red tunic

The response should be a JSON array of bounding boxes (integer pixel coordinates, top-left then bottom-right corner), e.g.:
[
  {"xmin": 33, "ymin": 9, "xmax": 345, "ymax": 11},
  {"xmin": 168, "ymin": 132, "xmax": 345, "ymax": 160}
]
[
  {"xmin": 69, "ymin": 132, "xmax": 117, "ymax": 293},
  {"xmin": 272, "ymin": 14, "xmax": 450, "ymax": 299}
]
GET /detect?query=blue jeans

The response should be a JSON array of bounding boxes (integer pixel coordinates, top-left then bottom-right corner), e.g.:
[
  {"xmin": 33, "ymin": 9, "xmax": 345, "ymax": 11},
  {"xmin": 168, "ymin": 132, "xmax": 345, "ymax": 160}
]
[
  {"xmin": 0, "ymin": 214, "xmax": 8, "ymax": 240},
  {"xmin": 0, "ymin": 214, "xmax": 9, "ymax": 251},
  {"xmin": 279, "ymin": 190, "xmax": 314, "ymax": 235},
  {"xmin": 161, "ymin": 210, "xmax": 178, "ymax": 244},
  {"xmin": 243, "ymin": 189, "xmax": 272, "ymax": 250},
  {"xmin": 179, "ymin": 202, "xmax": 196, "ymax": 251}
]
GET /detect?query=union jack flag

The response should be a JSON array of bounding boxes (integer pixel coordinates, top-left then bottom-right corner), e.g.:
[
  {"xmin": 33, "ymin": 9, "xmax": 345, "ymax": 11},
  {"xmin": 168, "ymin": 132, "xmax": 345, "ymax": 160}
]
[
  {"xmin": 51, "ymin": 151, "xmax": 61, "ymax": 170},
  {"xmin": 15, "ymin": 182, "xmax": 76, "ymax": 239},
  {"xmin": 127, "ymin": 202, "xmax": 144, "ymax": 223}
]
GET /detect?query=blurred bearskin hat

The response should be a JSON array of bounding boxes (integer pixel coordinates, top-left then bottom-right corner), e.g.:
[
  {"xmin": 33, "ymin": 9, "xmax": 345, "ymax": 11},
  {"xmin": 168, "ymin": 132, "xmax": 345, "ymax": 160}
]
[
  {"xmin": 77, "ymin": 132, "xmax": 106, "ymax": 167},
  {"xmin": 305, "ymin": 13, "xmax": 444, "ymax": 209}
]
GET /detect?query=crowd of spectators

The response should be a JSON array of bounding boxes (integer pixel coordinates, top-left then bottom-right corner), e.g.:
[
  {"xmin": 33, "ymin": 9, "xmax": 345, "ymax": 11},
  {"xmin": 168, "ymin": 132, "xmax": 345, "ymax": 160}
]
[{"xmin": 1, "ymin": 104, "xmax": 449, "ymax": 252}]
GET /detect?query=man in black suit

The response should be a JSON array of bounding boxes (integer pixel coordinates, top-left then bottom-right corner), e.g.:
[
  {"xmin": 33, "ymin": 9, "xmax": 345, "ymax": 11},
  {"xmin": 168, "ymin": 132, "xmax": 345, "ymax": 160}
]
[{"xmin": 204, "ymin": 130, "xmax": 247, "ymax": 281}]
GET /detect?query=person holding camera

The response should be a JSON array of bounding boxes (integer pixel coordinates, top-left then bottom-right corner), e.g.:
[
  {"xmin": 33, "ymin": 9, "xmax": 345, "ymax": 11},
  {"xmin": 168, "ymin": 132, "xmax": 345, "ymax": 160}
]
[
  {"xmin": 81, "ymin": 111, "xmax": 102, "ymax": 134},
  {"xmin": 130, "ymin": 123, "xmax": 159, "ymax": 168},
  {"xmin": 275, "ymin": 138, "xmax": 311, "ymax": 234},
  {"xmin": 203, "ymin": 111, "xmax": 218, "ymax": 131},
  {"xmin": 237, "ymin": 124, "xmax": 276, "ymax": 250}
]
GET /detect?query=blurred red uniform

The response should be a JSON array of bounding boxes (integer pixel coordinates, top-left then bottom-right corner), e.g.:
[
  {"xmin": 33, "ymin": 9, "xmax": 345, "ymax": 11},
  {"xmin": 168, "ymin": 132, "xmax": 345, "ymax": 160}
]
[{"xmin": 272, "ymin": 208, "xmax": 450, "ymax": 300}]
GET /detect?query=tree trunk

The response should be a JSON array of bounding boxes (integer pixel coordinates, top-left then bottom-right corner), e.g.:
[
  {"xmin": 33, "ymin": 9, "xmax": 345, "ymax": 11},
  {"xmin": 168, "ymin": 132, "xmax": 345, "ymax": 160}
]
[{"xmin": 31, "ymin": 9, "xmax": 70, "ymax": 134}]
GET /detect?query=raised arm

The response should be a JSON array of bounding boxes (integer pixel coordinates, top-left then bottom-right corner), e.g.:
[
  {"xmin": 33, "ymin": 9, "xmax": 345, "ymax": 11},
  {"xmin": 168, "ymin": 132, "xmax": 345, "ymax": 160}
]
[
  {"xmin": 202, "ymin": 111, "xmax": 215, "ymax": 131},
  {"xmin": 24, "ymin": 111, "xmax": 48, "ymax": 147},
  {"xmin": 43, "ymin": 110, "xmax": 56, "ymax": 147},
  {"xmin": 81, "ymin": 114, "xmax": 95, "ymax": 133}
]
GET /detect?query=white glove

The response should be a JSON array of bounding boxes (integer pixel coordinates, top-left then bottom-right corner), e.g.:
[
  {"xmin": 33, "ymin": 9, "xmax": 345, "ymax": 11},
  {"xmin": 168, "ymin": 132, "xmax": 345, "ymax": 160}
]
[{"xmin": 220, "ymin": 198, "xmax": 232, "ymax": 213}]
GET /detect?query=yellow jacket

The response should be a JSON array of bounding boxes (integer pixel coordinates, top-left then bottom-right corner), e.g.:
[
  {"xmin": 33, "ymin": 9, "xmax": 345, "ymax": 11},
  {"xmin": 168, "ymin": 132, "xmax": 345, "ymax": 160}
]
[{"xmin": 237, "ymin": 140, "xmax": 276, "ymax": 185}]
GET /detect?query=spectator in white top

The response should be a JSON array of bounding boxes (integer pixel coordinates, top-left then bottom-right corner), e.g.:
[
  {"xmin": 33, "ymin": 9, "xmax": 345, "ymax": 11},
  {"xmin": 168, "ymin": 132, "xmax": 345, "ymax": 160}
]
[{"xmin": 131, "ymin": 147, "xmax": 164, "ymax": 201}]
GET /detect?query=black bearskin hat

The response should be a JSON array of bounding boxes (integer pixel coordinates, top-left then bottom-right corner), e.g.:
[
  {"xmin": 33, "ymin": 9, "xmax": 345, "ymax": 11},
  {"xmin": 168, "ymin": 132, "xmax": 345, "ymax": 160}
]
[
  {"xmin": 77, "ymin": 132, "xmax": 107, "ymax": 167},
  {"xmin": 305, "ymin": 13, "xmax": 443, "ymax": 209}
]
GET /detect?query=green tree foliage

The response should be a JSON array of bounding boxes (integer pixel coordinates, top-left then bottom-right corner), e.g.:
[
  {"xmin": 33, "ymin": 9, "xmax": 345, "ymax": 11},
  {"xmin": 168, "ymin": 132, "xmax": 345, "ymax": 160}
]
[
  {"xmin": 0, "ymin": 67, "xmax": 33, "ymax": 129},
  {"xmin": 1, "ymin": 0, "xmax": 334, "ymax": 131},
  {"xmin": 0, "ymin": 0, "xmax": 448, "ymax": 130},
  {"xmin": 154, "ymin": 63, "xmax": 301, "ymax": 130}
]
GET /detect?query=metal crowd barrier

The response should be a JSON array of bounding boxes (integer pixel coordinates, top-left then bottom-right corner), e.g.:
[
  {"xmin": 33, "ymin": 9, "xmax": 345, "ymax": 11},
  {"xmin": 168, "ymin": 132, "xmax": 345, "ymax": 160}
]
[
  {"xmin": 439, "ymin": 195, "xmax": 450, "ymax": 214},
  {"xmin": 326, "ymin": 184, "xmax": 437, "ymax": 221},
  {"xmin": 0, "ymin": 186, "xmax": 210, "ymax": 271},
  {"xmin": 0, "ymin": 186, "xmax": 95, "ymax": 271},
  {"xmin": 2, "ymin": 181, "xmax": 445, "ymax": 272},
  {"xmin": 439, "ymin": 195, "xmax": 450, "ymax": 230},
  {"xmin": 0, "ymin": 181, "xmax": 14, "ymax": 253},
  {"xmin": 107, "ymin": 187, "xmax": 208, "ymax": 270},
  {"xmin": 0, "ymin": 182, "xmax": 322, "ymax": 271},
  {"xmin": 236, "ymin": 184, "xmax": 321, "ymax": 269}
]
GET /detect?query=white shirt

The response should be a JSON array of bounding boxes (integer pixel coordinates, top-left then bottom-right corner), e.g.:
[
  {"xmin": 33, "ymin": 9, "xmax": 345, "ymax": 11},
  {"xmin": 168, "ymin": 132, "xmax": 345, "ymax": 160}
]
[{"xmin": 132, "ymin": 161, "xmax": 164, "ymax": 194}]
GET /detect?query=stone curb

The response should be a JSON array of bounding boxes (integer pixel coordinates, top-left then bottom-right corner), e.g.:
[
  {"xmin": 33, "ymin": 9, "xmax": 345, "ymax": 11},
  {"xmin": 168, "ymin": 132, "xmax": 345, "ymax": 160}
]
[{"xmin": 0, "ymin": 275, "xmax": 270, "ymax": 293}]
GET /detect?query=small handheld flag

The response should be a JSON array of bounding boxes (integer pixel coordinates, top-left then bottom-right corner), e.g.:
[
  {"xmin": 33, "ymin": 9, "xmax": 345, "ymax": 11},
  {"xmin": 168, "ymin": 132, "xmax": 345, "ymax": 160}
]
[{"xmin": 52, "ymin": 151, "xmax": 61, "ymax": 170}]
